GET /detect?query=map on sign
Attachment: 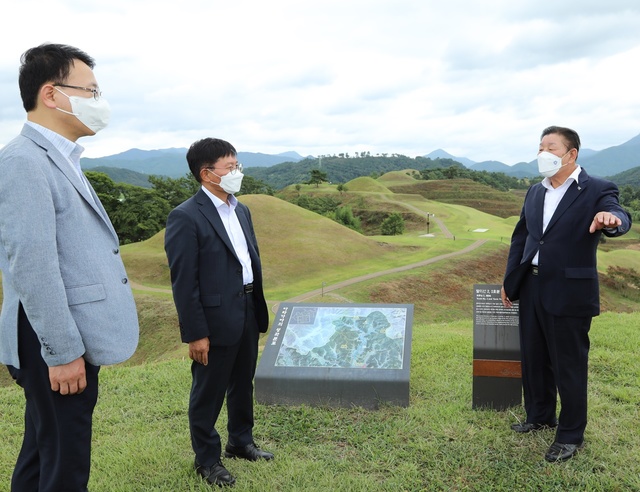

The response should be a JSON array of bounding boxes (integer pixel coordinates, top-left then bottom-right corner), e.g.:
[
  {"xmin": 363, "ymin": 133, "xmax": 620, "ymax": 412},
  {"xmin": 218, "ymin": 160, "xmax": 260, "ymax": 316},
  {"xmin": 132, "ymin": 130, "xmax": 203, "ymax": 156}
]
[{"xmin": 274, "ymin": 306, "xmax": 407, "ymax": 369}]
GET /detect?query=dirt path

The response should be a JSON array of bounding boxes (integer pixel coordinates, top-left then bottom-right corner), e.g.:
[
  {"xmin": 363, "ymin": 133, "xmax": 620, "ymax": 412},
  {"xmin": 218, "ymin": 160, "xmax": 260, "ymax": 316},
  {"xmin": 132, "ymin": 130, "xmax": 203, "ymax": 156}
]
[
  {"xmin": 281, "ymin": 238, "xmax": 487, "ymax": 304},
  {"xmin": 129, "ymin": 238, "xmax": 489, "ymax": 307}
]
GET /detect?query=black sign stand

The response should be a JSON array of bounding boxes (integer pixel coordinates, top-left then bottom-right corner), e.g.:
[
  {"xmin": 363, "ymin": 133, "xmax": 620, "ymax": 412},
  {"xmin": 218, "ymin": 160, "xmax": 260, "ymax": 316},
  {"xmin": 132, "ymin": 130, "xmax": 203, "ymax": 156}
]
[{"xmin": 472, "ymin": 284, "xmax": 522, "ymax": 410}]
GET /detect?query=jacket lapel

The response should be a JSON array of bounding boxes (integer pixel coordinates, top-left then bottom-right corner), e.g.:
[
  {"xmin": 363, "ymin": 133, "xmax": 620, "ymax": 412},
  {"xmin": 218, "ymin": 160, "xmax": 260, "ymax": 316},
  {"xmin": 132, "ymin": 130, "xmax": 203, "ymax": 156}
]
[
  {"xmin": 545, "ymin": 169, "xmax": 589, "ymax": 233},
  {"xmin": 530, "ymin": 184, "xmax": 546, "ymax": 235},
  {"xmin": 196, "ymin": 189, "xmax": 237, "ymax": 259},
  {"xmin": 23, "ymin": 126, "xmax": 119, "ymax": 241}
]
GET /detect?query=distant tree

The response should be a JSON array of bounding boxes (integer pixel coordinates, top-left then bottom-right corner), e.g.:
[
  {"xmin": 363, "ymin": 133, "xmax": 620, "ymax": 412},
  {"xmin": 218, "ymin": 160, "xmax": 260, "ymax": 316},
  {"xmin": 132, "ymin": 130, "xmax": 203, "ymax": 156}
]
[
  {"xmin": 110, "ymin": 184, "xmax": 172, "ymax": 244},
  {"xmin": 295, "ymin": 184, "xmax": 302, "ymax": 195},
  {"xmin": 337, "ymin": 183, "xmax": 348, "ymax": 194},
  {"xmin": 148, "ymin": 174, "xmax": 199, "ymax": 208},
  {"xmin": 239, "ymin": 175, "xmax": 275, "ymax": 196},
  {"xmin": 381, "ymin": 213, "xmax": 405, "ymax": 236},
  {"xmin": 84, "ymin": 171, "xmax": 121, "ymax": 217},
  {"xmin": 294, "ymin": 194, "xmax": 340, "ymax": 215},
  {"xmin": 443, "ymin": 167, "xmax": 460, "ymax": 179},
  {"xmin": 333, "ymin": 206, "xmax": 361, "ymax": 232},
  {"xmin": 308, "ymin": 169, "xmax": 328, "ymax": 187}
]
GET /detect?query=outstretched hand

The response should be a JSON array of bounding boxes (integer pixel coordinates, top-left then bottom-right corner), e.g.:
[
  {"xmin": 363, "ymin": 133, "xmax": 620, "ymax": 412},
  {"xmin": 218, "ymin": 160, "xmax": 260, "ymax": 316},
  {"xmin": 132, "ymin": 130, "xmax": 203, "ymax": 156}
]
[{"xmin": 589, "ymin": 212, "xmax": 621, "ymax": 233}]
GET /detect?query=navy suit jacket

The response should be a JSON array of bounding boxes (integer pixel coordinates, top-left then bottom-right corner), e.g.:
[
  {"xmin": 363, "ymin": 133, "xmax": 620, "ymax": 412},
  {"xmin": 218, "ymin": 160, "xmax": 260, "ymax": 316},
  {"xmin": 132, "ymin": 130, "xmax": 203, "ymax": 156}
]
[
  {"xmin": 164, "ymin": 189, "xmax": 269, "ymax": 346},
  {"xmin": 503, "ymin": 168, "xmax": 631, "ymax": 317}
]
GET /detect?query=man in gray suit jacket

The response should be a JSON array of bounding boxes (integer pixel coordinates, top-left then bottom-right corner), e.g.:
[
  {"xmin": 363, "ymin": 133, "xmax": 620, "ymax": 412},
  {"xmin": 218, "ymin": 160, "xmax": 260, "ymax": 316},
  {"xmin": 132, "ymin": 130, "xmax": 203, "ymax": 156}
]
[
  {"xmin": 165, "ymin": 138, "xmax": 273, "ymax": 488},
  {"xmin": 0, "ymin": 44, "xmax": 139, "ymax": 491}
]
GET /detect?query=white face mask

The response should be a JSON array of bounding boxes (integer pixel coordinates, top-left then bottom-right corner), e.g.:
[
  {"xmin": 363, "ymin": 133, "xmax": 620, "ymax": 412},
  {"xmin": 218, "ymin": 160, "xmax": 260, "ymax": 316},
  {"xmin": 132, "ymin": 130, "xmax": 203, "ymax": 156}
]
[
  {"xmin": 209, "ymin": 169, "xmax": 244, "ymax": 195},
  {"xmin": 537, "ymin": 150, "xmax": 569, "ymax": 178},
  {"xmin": 55, "ymin": 88, "xmax": 110, "ymax": 133}
]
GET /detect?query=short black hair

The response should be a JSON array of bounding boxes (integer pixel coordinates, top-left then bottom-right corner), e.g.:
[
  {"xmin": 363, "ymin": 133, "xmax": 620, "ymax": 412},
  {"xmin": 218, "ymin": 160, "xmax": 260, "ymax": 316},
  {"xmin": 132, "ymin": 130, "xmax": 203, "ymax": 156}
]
[
  {"xmin": 186, "ymin": 138, "xmax": 237, "ymax": 182},
  {"xmin": 19, "ymin": 43, "xmax": 95, "ymax": 112},
  {"xmin": 541, "ymin": 126, "xmax": 581, "ymax": 155}
]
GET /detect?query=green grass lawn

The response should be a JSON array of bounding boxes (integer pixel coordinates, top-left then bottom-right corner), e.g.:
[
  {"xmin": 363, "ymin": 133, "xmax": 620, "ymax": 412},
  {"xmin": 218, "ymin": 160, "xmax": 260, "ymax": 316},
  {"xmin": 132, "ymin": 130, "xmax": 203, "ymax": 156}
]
[{"xmin": 1, "ymin": 312, "xmax": 638, "ymax": 491}]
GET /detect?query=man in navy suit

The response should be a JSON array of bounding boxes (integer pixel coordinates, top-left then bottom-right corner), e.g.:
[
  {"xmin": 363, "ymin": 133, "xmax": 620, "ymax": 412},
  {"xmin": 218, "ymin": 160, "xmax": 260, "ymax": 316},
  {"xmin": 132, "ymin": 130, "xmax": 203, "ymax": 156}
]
[
  {"xmin": 501, "ymin": 126, "xmax": 631, "ymax": 462},
  {"xmin": 165, "ymin": 138, "xmax": 273, "ymax": 487}
]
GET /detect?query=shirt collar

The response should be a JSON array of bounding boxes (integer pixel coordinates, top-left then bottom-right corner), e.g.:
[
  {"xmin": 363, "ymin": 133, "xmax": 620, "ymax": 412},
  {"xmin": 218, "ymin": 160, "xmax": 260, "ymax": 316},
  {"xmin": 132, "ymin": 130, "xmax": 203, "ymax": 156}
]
[
  {"xmin": 541, "ymin": 165, "xmax": 582, "ymax": 191},
  {"xmin": 25, "ymin": 121, "xmax": 85, "ymax": 164},
  {"xmin": 201, "ymin": 185, "xmax": 237, "ymax": 210}
]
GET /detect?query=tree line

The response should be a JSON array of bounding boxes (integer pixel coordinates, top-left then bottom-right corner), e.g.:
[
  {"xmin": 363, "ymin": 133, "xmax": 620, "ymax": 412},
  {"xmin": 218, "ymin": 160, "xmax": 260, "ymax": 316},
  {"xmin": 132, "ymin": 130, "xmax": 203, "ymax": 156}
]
[
  {"xmin": 85, "ymin": 172, "xmax": 274, "ymax": 244},
  {"xmin": 86, "ymin": 163, "xmax": 640, "ymax": 245}
]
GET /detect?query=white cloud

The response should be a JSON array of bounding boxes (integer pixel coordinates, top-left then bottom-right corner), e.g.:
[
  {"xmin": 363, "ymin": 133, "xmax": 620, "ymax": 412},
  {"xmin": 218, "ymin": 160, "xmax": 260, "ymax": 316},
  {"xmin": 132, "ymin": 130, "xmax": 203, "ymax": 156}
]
[{"xmin": 1, "ymin": 0, "xmax": 640, "ymax": 165}]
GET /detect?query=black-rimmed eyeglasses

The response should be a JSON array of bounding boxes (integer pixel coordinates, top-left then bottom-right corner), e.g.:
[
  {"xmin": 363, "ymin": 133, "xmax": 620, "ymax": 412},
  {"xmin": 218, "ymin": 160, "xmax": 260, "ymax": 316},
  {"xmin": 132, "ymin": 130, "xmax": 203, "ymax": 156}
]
[
  {"xmin": 207, "ymin": 163, "xmax": 244, "ymax": 175},
  {"xmin": 54, "ymin": 84, "xmax": 102, "ymax": 101}
]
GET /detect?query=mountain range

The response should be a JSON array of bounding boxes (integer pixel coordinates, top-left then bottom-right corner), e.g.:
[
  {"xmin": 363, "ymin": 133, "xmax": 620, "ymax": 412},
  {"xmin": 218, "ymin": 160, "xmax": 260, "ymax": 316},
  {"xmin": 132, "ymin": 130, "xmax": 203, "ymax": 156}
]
[{"xmin": 80, "ymin": 133, "xmax": 640, "ymax": 186}]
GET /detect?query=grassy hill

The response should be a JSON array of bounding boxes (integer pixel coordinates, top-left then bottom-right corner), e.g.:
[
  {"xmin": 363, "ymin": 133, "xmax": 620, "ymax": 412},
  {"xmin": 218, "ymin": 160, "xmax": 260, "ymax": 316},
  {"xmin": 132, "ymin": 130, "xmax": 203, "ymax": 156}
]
[{"xmin": 386, "ymin": 178, "xmax": 524, "ymax": 218}]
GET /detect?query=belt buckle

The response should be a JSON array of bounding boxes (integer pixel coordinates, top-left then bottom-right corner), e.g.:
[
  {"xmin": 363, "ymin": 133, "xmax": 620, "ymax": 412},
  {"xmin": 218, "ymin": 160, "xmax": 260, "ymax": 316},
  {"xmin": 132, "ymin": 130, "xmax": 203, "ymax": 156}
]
[
  {"xmin": 531, "ymin": 266, "xmax": 539, "ymax": 275},
  {"xmin": 244, "ymin": 283, "xmax": 254, "ymax": 293}
]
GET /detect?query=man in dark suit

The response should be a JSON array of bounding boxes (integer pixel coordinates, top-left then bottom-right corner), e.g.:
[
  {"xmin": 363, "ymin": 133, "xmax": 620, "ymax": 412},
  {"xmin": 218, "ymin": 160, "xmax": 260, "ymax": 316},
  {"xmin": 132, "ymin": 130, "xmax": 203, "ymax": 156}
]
[
  {"xmin": 164, "ymin": 138, "xmax": 273, "ymax": 487},
  {"xmin": 501, "ymin": 126, "xmax": 631, "ymax": 462}
]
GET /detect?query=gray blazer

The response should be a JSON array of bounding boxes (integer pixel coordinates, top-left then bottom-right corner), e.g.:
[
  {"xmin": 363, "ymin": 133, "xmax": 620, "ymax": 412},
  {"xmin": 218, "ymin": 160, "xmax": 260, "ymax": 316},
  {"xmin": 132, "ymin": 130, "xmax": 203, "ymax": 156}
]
[{"xmin": 0, "ymin": 124, "xmax": 139, "ymax": 368}]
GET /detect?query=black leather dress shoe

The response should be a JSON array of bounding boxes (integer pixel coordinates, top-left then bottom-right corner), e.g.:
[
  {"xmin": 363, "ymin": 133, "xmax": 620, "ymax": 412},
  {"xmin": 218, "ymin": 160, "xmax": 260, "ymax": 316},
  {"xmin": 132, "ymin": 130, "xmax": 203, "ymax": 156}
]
[
  {"xmin": 195, "ymin": 460, "xmax": 236, "ymax": 487},
  {"xmin": 544, "ymin": 441, "xmax": 584, "ymax": 462},
  {"xmin": 510, "ymin": 422, "xmax": 557, "ymax": 433},
  {"xmin": 224, "ymin": 442, "xmax": 274, "ymax": 461}
]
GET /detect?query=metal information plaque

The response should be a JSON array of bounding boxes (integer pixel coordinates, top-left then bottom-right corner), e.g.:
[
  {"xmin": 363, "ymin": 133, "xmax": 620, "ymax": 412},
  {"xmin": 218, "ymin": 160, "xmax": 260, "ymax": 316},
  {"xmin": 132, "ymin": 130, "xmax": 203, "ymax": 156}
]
[
  {"xmin": 255, "ymin": 303, "xmax": 413, "ymax": 409},
  {"xmin": 472, "ymin": 284, "xmax": 522, "ymax": 410}
]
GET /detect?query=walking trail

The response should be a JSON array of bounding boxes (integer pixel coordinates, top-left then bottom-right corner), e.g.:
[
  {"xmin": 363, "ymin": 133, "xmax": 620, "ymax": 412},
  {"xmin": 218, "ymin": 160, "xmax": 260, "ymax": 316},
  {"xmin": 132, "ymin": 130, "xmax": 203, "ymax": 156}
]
[{"xmin": 131, "ymin": 239, "xmax": 488, "ymax": 309}]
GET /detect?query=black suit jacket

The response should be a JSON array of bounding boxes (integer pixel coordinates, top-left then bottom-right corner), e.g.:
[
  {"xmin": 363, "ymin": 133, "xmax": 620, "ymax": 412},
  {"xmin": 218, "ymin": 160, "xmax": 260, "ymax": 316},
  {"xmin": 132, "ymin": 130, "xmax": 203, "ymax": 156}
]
[
  {"xmin": 164, "ymin": 189, "xmax": 269, "ymax": 346},
  {"xmin": 503, "ymin": 168, "xmax": 631, "ymax": 317}
]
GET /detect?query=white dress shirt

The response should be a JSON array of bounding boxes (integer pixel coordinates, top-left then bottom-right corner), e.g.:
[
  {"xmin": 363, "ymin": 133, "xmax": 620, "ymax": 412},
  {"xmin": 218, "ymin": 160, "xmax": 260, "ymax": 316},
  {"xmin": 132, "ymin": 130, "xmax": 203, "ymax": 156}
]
[
  {"xmin": 532, "ymin": 165, "xmax": 582, "ymax": 266},
  {"xmin": 202, "ymin": 187, "xmax": 254, "ymax": 285}
]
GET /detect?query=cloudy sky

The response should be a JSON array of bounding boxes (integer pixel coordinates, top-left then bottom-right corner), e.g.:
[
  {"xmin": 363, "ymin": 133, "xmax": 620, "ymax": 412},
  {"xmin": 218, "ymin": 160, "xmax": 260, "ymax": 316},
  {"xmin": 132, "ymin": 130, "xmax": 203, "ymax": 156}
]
[{"xmin": 1, "ymin": 0, "xmax": 640, "ymax": 165}]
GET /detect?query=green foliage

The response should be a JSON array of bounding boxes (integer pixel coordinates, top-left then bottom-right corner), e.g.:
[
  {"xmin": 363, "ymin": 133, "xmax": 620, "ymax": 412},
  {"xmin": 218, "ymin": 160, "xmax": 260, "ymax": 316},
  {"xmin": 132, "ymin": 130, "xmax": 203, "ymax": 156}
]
[
  {"xmin": 295, "ymin": 194, "xmax": 340, "ymax": 215},
  {"xmin": 85, "ymin": 171, "xmax": 122, "ymax": 213},
  {"xmin": 307, "ymin": 169, "xmax": 328, "ymax": 187},
  {"xmin": 147, "ymin": 174, "xmax": 199, "ymax": 208},
  {"xmin": 419, "ymin": 167, "xmax": 534, "ymax": 191},
  {"xmin": 247, "ymin": 155, "xmax": 461, "ymax": 190},
  {"xmin": 85, "ymin": 171, "xmax": 275, "ymax": 245},
  {"xmin": 110, "ymin": 184, "xmax": 173, "ymax": 245},
  {"xmin": 85, "ymin": 172, "xmax": 172, "ymax": 245},
  {"xmin": 245, "ymin": 153, "xmax": 542, "ymax": 194},
  {"xmin": 619, "ymin": 184, "xmax": 640, "ymax": 221},
  {"xmin": 381, "ymin": 213, "xmax": 405, "ymax": 235},
  {"xmin": 240, "ymin": 175, "xmax": 275, "ymax": 196},
  {"xmin": 332, "ymin": 206, "xmax": 362, "ymax": 232},
  {"xmin": 88, "ymin": 166, "xmax": 152, "ymax": 188}
]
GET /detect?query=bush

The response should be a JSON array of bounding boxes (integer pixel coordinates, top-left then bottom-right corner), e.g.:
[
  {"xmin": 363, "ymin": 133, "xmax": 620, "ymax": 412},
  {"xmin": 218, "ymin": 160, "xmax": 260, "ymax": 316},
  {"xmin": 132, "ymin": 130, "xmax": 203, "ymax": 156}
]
[{"xmin": 381, "ymin": 213, "xmax": 405, "ymax": 235}]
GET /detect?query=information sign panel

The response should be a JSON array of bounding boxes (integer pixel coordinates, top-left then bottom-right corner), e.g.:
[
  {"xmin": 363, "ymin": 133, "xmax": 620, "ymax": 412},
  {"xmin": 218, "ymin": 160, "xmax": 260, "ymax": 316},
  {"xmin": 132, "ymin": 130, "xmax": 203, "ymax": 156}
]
[{"xmin": 255, "ymin": 303, "xmax": 413, "ymax": 409}]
